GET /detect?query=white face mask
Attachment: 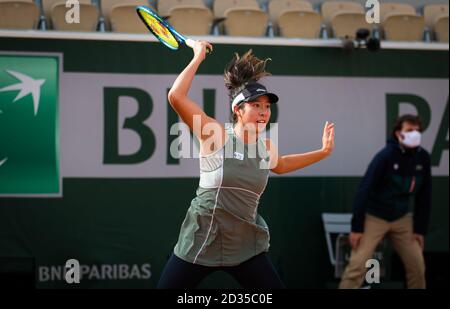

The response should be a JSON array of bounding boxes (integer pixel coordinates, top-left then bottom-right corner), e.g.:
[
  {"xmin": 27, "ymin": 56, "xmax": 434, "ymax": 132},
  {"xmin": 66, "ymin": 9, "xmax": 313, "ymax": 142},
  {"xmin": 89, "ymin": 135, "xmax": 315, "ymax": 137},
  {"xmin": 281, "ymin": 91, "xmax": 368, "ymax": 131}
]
[{"xmin": 400, "ymin": 130, "xmax": 421, "ymax": 148}]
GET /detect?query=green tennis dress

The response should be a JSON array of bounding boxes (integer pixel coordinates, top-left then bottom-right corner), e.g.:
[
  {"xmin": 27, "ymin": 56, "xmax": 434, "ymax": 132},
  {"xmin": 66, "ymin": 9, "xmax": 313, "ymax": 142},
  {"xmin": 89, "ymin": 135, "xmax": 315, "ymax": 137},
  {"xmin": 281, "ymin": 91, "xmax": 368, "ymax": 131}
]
[{"xmin": 174, "ymin": 125, "xmax": 271, "ymax": 266}]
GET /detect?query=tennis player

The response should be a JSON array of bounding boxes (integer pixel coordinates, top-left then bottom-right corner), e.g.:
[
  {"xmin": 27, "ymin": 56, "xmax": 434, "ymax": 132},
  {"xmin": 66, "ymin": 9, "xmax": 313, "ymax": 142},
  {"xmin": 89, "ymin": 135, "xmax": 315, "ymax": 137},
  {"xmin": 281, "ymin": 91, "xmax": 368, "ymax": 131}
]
[{"xmin": 157, "ymin": 40, "xmax": 335, "ymax": 288}]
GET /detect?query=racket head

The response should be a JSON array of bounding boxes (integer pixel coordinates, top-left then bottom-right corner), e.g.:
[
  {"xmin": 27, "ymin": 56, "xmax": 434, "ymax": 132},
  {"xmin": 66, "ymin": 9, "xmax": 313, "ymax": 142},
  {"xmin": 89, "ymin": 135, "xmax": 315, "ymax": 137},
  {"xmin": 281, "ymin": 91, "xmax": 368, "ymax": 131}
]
[{"xmin": 136, "ymin": 6, "xmax": 183, "ymax": 50}]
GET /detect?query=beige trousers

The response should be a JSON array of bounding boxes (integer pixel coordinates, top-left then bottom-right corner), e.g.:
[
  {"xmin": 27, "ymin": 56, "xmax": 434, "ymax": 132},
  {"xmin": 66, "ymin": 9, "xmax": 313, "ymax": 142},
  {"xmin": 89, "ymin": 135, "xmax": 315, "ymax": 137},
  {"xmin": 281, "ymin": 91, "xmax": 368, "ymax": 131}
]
[{"xmin": 339, "ymin": 214, "xmax": 426, "ymax": 289}]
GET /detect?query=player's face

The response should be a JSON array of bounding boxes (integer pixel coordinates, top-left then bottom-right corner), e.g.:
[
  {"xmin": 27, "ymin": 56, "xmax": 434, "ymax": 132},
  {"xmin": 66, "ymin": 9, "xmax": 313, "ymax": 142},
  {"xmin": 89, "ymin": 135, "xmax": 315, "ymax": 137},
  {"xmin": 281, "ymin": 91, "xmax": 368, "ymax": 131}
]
[{"xmin": 236, "ymin": 96, "xmax": 271, "ymax": 134}]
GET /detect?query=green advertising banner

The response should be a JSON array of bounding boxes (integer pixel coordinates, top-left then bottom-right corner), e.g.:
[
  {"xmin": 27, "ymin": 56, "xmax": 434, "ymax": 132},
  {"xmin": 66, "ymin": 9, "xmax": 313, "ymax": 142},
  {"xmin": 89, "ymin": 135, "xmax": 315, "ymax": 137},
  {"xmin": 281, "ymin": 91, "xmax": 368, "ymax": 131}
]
[{"xmin": 0, "ymin": 55, "xmax": 60, "ymax": 196}]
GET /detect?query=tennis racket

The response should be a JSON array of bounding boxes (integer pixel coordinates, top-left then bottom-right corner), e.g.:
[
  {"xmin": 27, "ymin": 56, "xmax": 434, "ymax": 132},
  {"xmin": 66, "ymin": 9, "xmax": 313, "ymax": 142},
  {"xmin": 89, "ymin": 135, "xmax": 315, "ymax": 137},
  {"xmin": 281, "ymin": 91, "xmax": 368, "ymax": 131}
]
[{"xmin": 136, "ymin": 5, "xmax": 211, "ymax": 53}]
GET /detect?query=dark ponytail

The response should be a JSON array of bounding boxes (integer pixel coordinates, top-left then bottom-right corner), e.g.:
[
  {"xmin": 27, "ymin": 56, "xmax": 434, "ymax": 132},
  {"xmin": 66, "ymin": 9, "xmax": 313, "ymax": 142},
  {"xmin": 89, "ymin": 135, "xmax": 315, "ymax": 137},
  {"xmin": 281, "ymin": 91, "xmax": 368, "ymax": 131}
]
[{"xmin": 224, "ymin": 50, "xmax": 272, "ymax": 123}]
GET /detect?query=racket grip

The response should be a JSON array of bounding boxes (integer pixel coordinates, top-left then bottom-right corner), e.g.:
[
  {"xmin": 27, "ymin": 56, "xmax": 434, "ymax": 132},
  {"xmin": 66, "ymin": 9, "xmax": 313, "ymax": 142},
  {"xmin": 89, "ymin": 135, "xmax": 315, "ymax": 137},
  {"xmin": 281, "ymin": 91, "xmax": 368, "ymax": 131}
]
[
  {"xmin": 185, "ymin": 38, "xmax": 195, "ymax": 49},
  {"xmin": 185, "ymin": 39, "xmax": 211, "ymax": 54}
]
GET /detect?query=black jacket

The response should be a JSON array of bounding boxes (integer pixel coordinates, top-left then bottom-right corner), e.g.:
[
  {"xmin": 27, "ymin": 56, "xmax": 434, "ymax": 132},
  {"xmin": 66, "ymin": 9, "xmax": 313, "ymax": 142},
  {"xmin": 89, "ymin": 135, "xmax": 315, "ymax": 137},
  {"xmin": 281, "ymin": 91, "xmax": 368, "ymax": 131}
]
[{"xmin": 351, "ymin": 138, "xmax": 432, "ymax": 235}]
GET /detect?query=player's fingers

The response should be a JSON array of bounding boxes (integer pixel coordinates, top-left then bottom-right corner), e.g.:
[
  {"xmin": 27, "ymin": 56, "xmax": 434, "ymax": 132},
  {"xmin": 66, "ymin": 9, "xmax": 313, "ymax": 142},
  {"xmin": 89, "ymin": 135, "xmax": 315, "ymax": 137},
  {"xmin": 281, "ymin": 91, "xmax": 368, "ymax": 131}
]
[{"xmin": 205, "ymin": 42, "xmax": 213, "ymax": 52}]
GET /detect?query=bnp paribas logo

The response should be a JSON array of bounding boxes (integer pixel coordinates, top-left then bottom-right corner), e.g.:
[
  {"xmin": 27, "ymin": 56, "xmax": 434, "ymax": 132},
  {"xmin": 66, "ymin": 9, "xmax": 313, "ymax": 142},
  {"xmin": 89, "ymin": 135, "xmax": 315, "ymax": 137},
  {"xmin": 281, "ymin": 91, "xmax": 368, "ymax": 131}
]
[
  {"xmin": 0, "ymin": 55, "xmax": 60, "ymax": 197},
  {"xmin": 0, "ymin": 70, "xmax": 45, "ymax": 115}
]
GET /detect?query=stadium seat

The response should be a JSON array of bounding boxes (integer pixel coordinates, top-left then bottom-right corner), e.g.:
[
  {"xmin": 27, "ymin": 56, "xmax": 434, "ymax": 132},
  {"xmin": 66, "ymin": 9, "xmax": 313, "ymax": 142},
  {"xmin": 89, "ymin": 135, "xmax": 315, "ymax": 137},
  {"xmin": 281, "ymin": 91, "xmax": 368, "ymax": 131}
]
[
  {"xmin": 51, "ymin": 0, "xmax": 99, "ymax": 31},
  {"xmin": 268, "ymin": 0, "xmax": 312, "ymax": 21},
  {"xmin": 0, "ymin": 0, "xmax": 39, "ymax": 30},
  {"xmin": 101, "ymin": 0, "xmax": 150, "ymax": 31},
  {"xmin": 165, "ymin": 6, "xmax": 213, "ymax": 35},
  {"xmin": 380, "ymin": 2, "xmax": 416, "ymax": 16},
  {"xmin": 223, "ymin": 8, "xmax": 268, "ymax": 36},
  {"xmin": 213, "ymin": 0, "xmax": 268, "ymax": 36},
  {"xmin": 268, "ymin": 0, "xmax": 322, "ymax": 38},
  {"xmin": 45, "ymin": 0, "xmax": 99, "ymax": 31},
  {"xmin": 433, "ymin": 16, "xmax": 449, "ymax": 42},
  {"xmin": 321, "ymin": 1, "xmax": 369, "ymax": 39},
  {"xmin": 158, "ymin": 0, "xmax": 204, "ymax": 16},
  {"xmin": 157, "ymin": 0, "xmax": 213, "ymax": 35},
  {"xmin": 424, "ymin": 4, "xmax": 449, "ymax": 42},
  {"xmin": 213, "ymin": 0, "xmax": 260, "ymax": 18},
  {"xmin": 110, "ymin": 1, "xmax": 152, "ymax": 33},
  {"xmin": 380, "ymin": 2, "xmax": 425, "ymax": 41}
]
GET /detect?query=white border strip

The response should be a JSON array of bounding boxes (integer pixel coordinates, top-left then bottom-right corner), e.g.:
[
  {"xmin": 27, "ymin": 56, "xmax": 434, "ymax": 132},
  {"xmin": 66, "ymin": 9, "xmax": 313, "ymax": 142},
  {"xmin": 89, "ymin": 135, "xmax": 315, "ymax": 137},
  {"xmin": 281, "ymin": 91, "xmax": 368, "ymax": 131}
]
[
  {"xmin": 193, "ymin": 149, "xmax": 224, "ymax": 264},
  {"xmin": 1, "ymin": 30, "xmax": 448, "ymax": 51}
]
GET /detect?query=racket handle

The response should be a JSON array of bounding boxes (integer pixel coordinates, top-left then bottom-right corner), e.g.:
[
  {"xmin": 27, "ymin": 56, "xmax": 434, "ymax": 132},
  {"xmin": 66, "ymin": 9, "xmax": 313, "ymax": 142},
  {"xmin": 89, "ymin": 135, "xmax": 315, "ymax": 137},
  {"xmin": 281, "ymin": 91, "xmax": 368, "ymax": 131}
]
[
  {"xmin": 185, "ymin": 39, "xmax": 211, "ymax": 54},
  {"xmin": 185, "ymin": 38, "xmax": 195, "ymax": 49}
]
